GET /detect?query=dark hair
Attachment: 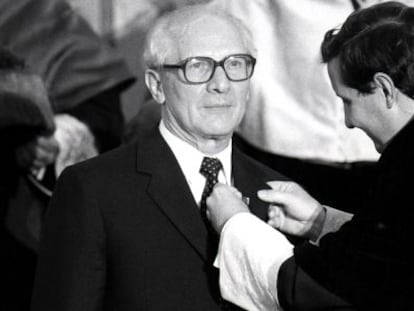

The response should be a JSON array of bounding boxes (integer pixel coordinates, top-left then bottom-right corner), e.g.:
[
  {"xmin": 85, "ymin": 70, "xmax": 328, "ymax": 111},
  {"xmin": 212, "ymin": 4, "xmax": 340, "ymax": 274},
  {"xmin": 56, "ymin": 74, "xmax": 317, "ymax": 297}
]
[
  {"xmin": 0, "ymin": 47, "xmax": 26, "ymax": 71},
  {"xmin": 321, "ymin": 2, "xmax": 414, "ymax": 99}
]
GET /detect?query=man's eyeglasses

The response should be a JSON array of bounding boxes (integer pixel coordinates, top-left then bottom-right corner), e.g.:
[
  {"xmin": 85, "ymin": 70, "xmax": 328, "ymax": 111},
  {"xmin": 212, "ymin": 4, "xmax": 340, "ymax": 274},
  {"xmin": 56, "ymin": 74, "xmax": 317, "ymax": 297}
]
[{"xmin": 161, "ymin": 54, "xmax": 256, "ymax": 84}]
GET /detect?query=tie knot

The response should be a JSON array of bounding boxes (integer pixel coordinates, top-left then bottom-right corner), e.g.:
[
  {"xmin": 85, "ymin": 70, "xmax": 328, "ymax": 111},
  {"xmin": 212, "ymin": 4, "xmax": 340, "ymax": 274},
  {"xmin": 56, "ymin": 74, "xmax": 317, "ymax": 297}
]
[{"xmin": 200, "ymin": 157, "xmax": 223, "ymax": 181}]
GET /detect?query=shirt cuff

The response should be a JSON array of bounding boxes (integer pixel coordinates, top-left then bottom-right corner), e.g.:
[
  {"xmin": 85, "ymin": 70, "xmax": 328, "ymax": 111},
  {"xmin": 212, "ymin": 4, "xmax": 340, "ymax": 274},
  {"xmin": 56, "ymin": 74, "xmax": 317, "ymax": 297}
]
[
  {"xmin": 214, "ymin": 213, "xmax": 293, "ymax": 311},
  {"xmin": 313, "ymin": 205, "xmax": 353, "ymax": 245}
]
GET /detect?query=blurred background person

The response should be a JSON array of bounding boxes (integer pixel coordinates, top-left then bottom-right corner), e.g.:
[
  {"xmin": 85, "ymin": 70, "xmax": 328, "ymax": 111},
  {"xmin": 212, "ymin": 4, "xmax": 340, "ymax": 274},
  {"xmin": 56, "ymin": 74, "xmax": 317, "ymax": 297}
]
[
  {"xmin": 0, "ymin": 0, "xmax": 134, "ymax": 309},
  {"xmin": 0, "ymin": 49, "xmax": 57, "ymax": 311}
]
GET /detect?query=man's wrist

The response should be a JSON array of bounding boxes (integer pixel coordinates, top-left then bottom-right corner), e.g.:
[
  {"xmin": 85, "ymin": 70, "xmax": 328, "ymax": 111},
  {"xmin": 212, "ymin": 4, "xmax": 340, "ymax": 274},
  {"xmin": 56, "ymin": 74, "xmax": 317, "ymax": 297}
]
[{"xmin": 308, "ymin": 205, "xmax": 326, "ymax": 242}]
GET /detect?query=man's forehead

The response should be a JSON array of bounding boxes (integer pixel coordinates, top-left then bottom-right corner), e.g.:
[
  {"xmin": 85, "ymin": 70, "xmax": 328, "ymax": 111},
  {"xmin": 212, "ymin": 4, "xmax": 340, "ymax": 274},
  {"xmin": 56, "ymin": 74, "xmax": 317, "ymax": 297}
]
[
  {"xmin": 182, "ymin": 14, "xmax": 240, "ymax": 40},
  {"xmin": 173, "ymin": 15, "xmax": 246, "ymax": 60}
]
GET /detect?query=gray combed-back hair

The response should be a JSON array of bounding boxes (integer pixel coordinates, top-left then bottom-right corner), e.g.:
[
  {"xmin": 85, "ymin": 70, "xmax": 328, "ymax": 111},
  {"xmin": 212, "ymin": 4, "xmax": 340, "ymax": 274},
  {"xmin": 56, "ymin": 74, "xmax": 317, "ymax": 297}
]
[{"xmin": 142, "ymin": 3, "xmax": 256, "ymax": 69}]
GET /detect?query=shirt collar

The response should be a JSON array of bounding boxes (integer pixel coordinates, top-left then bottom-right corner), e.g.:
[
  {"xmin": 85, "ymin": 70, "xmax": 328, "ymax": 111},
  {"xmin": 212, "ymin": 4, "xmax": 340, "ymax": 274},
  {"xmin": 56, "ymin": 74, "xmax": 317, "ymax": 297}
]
[{"xmin": 159, "ymin": 120, "xmax": 232, "ymax": 184}]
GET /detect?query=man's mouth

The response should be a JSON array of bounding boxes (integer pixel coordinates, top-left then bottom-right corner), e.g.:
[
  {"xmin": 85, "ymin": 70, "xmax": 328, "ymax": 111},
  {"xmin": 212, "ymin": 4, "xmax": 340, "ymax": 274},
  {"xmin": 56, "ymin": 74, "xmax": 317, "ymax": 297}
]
[{"xmin": 204, "ymin": 101, "xmax": 233, "ymax": 108}]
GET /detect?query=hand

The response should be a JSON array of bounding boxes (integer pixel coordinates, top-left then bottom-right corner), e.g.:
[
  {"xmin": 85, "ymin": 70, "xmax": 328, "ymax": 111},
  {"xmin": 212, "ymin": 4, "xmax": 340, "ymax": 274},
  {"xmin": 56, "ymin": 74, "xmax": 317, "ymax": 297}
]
[
  {"xmin": 257, "ymin": 181, "xmax": 324, "ymax": 239},
  {"xmin": 16, "ymin": 134, "xmax": 60, "ymax": 174},
  {"xmin": 206, "ymin": 183, "xmax": 250, "ymax": 234}
]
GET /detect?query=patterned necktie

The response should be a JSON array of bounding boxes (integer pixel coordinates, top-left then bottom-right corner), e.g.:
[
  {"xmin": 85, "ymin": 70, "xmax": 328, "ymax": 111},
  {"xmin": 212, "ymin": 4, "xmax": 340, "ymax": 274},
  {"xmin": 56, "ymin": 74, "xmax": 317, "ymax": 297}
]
[
  {"xmin": 199, "ymin": 157, "xmax": 223, "ymax": 221},
  {"xmin": 200, "ymin": 157, "xmax": 239, "ymax": 310}
]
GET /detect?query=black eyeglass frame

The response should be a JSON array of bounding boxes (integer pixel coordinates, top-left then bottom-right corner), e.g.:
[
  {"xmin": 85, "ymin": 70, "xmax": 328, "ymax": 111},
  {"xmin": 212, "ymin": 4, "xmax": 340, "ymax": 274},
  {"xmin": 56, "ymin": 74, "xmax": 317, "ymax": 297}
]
[{"xmin": 161, "ymin": 53, "xmax": 256, "ymax": 84}]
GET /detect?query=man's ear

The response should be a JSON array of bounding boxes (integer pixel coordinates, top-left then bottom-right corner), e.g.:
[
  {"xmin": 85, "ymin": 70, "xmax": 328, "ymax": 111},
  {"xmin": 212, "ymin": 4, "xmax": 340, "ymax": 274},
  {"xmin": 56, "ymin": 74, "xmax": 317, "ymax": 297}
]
[
  {"xmin": 373, "ymin": 72, "xmax": 395, "ymax": 109},
  {"xmin": 145, "ymin": 69, "xmax": 165, "ymax": 104}
]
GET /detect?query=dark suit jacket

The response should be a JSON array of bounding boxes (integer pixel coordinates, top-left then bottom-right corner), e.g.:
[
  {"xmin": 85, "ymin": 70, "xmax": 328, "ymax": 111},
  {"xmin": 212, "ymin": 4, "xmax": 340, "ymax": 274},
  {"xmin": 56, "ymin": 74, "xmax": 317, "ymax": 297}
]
[
  {"xmin": 278, "ymin": 120, "xmax": 414, "ymax": 311},
  {"xmin": 31, "ymin": 125, "xmax": 287, "ymax": 311}
]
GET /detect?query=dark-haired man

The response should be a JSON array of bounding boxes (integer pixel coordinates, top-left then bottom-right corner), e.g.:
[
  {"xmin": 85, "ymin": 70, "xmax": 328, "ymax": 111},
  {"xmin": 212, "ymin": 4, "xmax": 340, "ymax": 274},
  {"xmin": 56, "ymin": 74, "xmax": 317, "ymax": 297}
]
[{"xmin": 207, "ymin": 2, "xmax": 414, "ymax": 310}]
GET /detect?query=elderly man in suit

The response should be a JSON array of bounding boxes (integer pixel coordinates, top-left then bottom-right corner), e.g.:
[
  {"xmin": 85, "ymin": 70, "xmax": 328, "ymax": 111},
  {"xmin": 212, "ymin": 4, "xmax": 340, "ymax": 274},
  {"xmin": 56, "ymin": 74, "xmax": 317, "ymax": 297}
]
[{"xmin": 31, "ymin": 3, "xmax": 287, "ymax": 310}]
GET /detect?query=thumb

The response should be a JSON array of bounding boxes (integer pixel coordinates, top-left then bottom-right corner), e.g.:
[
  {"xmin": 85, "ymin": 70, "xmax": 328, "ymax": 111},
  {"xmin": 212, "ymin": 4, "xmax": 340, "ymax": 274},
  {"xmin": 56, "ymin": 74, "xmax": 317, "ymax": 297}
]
[
  {"xmin": 257, "ymin": 188, "xmax": 295, "ymax": 205},
  {"xmin": 267, "ymin": 205, "xmax": 286, "ymax": 230},
  {"xmin": 228, "ymin": 186, "xmax": 242, "ymax": 198}
]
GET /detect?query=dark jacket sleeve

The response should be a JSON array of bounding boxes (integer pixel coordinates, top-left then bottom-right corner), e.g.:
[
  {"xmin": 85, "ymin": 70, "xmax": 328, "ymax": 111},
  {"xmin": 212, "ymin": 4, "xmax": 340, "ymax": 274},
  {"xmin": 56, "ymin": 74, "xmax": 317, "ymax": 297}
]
[
  {"xmin": 277, "ymin": 122, "xmax": 414, "ymax": 311},
  {"xmin": 31, "ymin": 166, "xmax": 106, "ymax": 311},
  {"xmin": 277, "ymin": 255, "xmax": 355, "ymax": 311}
]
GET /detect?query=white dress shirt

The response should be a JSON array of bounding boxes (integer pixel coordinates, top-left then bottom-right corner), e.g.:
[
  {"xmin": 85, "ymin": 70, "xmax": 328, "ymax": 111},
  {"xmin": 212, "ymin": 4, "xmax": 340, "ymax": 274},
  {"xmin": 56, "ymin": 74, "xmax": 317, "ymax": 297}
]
[{"xmin": 159, "ymin": 121, "xmax": 232, "ymax": 205}]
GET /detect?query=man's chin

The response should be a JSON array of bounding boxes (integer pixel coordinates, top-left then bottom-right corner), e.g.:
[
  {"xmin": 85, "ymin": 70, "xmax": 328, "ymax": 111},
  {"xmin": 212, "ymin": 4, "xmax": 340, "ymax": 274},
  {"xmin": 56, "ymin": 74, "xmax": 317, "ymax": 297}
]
[
  {"xmin": 202, "ymin": 130, "xmax": 233, "ymax": 141},
  {"xmin": 201, "ymin": 120, "xmax": 239, "ymax": 135}
]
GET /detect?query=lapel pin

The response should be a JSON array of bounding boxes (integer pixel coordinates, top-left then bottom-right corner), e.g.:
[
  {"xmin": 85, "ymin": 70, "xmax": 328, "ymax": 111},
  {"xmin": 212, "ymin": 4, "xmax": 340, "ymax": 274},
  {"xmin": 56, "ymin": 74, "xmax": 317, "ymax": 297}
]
[{"xmin": 242, "ymin": 196, "xmax": 250, "ymax": 206}]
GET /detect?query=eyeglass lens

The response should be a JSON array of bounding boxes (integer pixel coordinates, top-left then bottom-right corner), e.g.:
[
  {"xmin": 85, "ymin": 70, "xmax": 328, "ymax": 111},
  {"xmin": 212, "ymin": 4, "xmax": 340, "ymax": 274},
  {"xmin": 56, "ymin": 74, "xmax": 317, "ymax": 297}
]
[{"xmin": 185, "ymin": 56, "xmax": 253, "ymax": 83}]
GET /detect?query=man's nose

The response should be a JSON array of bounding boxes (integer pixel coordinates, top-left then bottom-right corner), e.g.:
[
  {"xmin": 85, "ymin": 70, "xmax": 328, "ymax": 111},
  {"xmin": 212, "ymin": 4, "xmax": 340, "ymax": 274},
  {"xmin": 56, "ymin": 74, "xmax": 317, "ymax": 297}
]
[{"xmin": 207, "ymin": 66, "xmax": 230, "ymax": 93}]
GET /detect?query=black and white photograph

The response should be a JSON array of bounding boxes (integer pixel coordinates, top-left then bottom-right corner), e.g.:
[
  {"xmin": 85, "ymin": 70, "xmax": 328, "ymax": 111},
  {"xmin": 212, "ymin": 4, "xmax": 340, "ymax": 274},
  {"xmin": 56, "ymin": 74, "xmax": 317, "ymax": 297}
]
[{"xmin": 1, "ymin": 0, "xmax": 413, "ymax": 310}]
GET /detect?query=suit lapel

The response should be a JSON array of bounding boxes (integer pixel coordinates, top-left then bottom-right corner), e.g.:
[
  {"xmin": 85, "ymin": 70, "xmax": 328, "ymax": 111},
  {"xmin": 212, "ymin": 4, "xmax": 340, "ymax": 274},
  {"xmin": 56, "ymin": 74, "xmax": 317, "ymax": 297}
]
[
  {"xmin": 135, "ymin": 127, "xmax": 209, "ymax": 261},
  {"xmin": 232, "ymin": 147, "xmax": 270, "ymax": 221}
]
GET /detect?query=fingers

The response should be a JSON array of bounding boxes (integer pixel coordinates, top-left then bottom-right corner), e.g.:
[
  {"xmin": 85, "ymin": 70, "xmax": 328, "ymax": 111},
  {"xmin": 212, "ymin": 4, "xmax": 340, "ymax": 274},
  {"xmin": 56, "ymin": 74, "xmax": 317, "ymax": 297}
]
[
  {"xmin": 212, "ymin": 183, "xmax": 241, "ymax": 198},
  {"xmin": 37, "ymin": 136, "xmax": 60, "ymax": 154},
  {"xmin": 259, "ymin": 180, "xmax": 310, "ymax": 204},
  {"xmin": 206, "ymin": 183, "xmax": 249, "ymax": 233},
  {"xmin": 257, "ymin": 188, "xmax": 293, "ymax": 205},
  {"xmin": 267, "ymin": 205, "xmax": 285, "ymax": 230},
  {"xmin": 15, "ymin": 145, "xmax": 33, "ymax": 170},
  {"xmin": 228, "ymin": 186, "xmax": 242, "ymax": 198},
  {"xmin": 15, "ymin": 135, "xmax": 60, "ymax": 171},
  {"xmin": 266, "ymin": 180, "xmax": 300, "ymax": 192},
  {"xmin": 206, "ymin": 208, "xmax": 211, "ymax": 220}
]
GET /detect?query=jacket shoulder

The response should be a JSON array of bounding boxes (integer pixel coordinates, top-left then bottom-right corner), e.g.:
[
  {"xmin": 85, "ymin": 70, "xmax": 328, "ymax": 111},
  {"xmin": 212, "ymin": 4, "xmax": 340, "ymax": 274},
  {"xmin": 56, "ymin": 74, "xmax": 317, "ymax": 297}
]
[
  {"xmin": 61, "ymin": 141, "xmax": 137, "ymax": 181},
  {"xmin": 233, "ymin": 146, "xmax": 290, "ymax": 181}
]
